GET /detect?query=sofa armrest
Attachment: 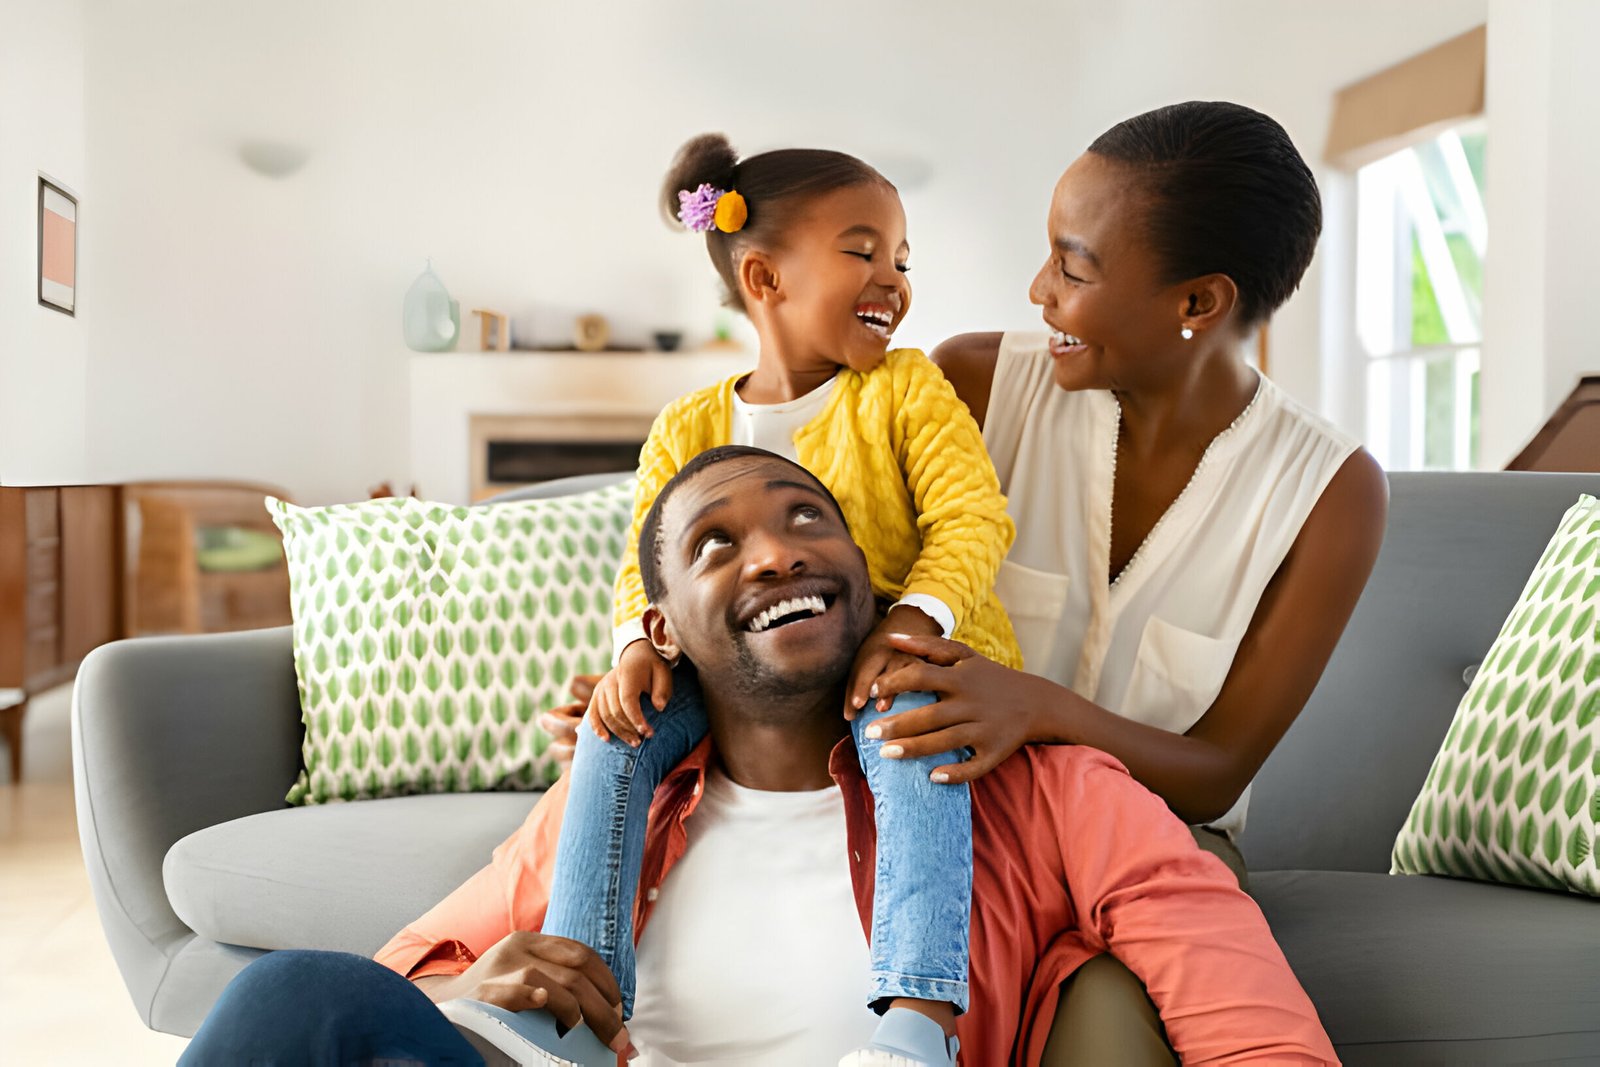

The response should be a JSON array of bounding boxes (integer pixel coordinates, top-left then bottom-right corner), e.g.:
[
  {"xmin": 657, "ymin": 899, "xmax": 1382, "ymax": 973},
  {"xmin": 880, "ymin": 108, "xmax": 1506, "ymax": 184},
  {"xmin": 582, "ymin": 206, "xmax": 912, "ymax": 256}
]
[{"xmin": 72, "ymin": 625, "xmax": 302, "ymax": 1027}]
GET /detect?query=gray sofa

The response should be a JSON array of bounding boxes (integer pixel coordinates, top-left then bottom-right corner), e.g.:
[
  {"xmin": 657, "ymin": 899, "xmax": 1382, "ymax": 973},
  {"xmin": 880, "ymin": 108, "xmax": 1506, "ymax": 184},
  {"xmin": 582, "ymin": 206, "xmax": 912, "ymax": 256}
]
[{"xmin": 74, "ymin": 472, "xmax": 1600, "ymax": 1063}]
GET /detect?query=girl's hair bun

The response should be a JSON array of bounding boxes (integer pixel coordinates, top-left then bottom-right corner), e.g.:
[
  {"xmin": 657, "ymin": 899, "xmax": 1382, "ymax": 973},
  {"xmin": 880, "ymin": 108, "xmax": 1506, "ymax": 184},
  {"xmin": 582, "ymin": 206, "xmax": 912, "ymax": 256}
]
[
  {"xmin": 659, "ymin": 133, "xmax": 888, "ymax": 312},
  {"xmin": 661, "ymin": 134, "xmax": 740, "ymax": 227}
]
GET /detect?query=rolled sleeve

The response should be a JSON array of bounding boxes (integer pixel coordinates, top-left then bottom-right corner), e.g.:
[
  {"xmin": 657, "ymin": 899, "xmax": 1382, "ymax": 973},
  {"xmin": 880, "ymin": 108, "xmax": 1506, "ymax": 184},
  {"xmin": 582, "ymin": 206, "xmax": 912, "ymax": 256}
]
[
  {"xmin": 612, "ymin": 618, "xmax": 649, "ymax": 664},
  {"xmin": 373, "ymin": 778, "xmax": 572, "ymax": 982},
  {"xmin": 891, "ymin": 593, "xmax": 955, "ymax": 638}
]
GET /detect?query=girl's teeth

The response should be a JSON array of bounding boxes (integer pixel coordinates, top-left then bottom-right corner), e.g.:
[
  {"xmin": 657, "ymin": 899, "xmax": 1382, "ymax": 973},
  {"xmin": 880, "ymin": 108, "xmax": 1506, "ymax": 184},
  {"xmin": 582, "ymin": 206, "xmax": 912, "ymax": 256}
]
[{"xmin": 857, "ymin": 309, "xmax": 893, "ymax": 338}]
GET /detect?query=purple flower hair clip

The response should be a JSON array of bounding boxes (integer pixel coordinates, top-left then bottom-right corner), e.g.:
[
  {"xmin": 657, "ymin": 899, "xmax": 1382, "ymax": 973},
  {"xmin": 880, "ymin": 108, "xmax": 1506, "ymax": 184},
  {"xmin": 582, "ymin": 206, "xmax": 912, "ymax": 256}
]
[{"xmin": 677, "ymin": 183, "xmax": 725, "ymax": 233}]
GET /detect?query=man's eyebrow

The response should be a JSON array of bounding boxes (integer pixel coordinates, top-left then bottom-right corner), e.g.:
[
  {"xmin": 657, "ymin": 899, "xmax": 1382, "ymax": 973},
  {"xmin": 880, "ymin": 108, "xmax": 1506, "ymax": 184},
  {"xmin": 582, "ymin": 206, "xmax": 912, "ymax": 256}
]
[
  {"xmin": 680, "ymin": 496, "xmax": 732, "ymax": 540},
  {"xmin": 1053, "ymin": 234, "xmax": 1100, "ymax": 267},
  {"xmin": 676, "ymin": 478, "xmax": 832, "ymax": 543},
  {"xmin": 766, "ymin": 478, "xmax": 830, "ymax": 499}
]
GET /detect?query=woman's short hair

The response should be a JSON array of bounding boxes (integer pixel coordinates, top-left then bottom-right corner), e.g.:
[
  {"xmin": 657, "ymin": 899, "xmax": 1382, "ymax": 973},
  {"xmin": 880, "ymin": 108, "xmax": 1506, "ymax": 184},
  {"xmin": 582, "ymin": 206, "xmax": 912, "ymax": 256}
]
[{"xmin": 1088, "ymin": 101, "xmax": 1321, "ymax": 327}]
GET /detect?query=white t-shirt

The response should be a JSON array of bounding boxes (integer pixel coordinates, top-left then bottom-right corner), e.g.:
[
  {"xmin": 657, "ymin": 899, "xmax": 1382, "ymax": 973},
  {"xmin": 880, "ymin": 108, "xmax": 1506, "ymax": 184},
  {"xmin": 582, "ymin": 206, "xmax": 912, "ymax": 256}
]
[
  {"xmin": 627, "ymin": 768, "xmax": 879, "ymax": 1065},
  {"xmin": 729, "ymin": 376, "xmax": 837, "ymax": 462},
  {"xmin": 983, "ymin": 332, "xmax": 1359, "ymax": 836}
]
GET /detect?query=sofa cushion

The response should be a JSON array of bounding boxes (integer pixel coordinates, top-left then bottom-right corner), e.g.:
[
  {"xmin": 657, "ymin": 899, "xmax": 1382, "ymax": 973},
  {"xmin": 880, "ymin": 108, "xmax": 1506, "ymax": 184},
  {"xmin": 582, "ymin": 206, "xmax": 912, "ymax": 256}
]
[
  {"xmin": 164, "ymin": 792, "xmax": 540, "ymax": 957},
  {"xmin": 1391, "ymin": 493, "xmax": 1600, "ymax": 896},
  {"xmin": 268, "ymin": 481, "xmax": 634, "ymax": 805},
  {"xmin": 1253, "ymin": 870, "xmax": 1600, "ymax": 1063}
]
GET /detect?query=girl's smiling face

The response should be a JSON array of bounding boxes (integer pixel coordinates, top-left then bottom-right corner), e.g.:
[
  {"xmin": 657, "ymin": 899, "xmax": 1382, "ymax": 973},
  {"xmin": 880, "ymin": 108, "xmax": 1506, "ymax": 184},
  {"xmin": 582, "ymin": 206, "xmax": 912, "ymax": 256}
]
[
  {"xmin": 1028, "ymin": 153, "xmax": 1197, "ymax": 393},
  {"xmin": 759, "ymin": 181, "xmax": 912, "ymax": 374}
]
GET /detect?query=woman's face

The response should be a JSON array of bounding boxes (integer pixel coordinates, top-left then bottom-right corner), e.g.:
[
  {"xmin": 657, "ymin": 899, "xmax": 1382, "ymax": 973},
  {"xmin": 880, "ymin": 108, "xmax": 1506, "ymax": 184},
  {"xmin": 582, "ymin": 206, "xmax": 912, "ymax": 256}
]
[{"xmin": 1029, "ymin": 153, "xmax": 1193, "ymax": 394}]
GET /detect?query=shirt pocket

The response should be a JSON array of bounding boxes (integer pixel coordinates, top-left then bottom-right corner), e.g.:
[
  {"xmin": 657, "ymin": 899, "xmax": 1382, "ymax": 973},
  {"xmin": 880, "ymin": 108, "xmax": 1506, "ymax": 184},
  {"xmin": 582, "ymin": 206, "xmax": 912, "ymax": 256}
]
[
  {"xmin": 1121, "ymin": 616, "xmax": 1236, "ymax": 734},
  {"xmin": 994, "ymin": 559, "xmax": 1070, "ymax": 672}
]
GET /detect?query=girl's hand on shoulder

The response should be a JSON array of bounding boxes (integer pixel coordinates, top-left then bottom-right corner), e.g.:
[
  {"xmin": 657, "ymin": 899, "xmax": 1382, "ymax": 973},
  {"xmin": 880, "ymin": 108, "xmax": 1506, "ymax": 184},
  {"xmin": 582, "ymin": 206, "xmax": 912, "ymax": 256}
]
[
  {"xmin": 844, "ymin": 605, "xmax": 942, "ymax": 720},
  {"xmin": 587, "ymin": 642, "xmax": 673, "ymax": 747},
  {"xmin": 868, "ymin": 632, "xmax": 1063, "ymax": 783},
  {"xmin": 537, "ymin": 674, "xmax": 602, "ymax": 773}
]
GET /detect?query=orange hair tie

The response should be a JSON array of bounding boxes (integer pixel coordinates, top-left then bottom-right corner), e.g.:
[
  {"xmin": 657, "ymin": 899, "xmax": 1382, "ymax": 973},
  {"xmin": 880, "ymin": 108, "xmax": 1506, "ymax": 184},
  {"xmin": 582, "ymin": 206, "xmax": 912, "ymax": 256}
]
[{"xmin": 713, "ymin": 190, "xmax": 748, "ymax": 233}]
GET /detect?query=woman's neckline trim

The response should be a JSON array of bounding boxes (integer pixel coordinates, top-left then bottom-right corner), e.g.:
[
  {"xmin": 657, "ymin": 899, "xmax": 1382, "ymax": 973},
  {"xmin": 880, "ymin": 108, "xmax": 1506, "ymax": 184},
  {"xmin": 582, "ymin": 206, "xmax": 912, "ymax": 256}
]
[{"xmin": 1104, "ymin": 370, "xmax": 1269, "ymax": 592}]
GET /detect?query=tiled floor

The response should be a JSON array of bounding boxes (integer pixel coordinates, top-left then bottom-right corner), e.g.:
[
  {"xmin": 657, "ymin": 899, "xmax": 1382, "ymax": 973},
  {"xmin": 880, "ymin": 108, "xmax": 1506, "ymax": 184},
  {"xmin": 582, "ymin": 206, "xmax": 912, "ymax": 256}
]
[{"xmin": 1, "ymin": 684, "xmax": 191, "ymax": 1065}]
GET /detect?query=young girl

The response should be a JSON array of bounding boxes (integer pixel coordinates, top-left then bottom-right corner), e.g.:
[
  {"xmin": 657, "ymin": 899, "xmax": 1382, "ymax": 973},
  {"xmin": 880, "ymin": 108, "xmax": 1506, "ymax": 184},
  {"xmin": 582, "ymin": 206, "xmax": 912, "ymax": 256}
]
[{"xmin": 542, "ymin": 134, "xmax": 1021, "ymax": 1067}]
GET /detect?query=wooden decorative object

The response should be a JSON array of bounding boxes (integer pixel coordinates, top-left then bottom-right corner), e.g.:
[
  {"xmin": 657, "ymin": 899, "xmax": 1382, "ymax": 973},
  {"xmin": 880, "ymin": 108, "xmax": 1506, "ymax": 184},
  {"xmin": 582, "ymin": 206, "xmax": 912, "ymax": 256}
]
[
  {"xmin": 574, "ymin": 314, "xmax": 610, "ymax": 352},
  {"xmin": 1505, "ymin": 376, "xmax": 1600, "ymax": 472},
  {"xmin": 473, "ymin": 308, "xmax": 510, "ymax": 352}
]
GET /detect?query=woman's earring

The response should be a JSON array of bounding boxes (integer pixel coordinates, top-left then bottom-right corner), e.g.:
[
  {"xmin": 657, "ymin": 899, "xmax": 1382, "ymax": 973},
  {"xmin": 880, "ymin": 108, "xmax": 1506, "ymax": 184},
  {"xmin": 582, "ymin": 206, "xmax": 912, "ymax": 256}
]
[{"xmin": 1180, "ymin": 325, "xmax": 1195, "ymax": 340}]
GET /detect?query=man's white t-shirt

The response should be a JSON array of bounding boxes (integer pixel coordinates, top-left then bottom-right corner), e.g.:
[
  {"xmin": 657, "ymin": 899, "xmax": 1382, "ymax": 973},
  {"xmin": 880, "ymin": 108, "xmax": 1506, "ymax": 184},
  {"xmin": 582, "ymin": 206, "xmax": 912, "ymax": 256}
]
[{"xmin": 626, "ymin": 768, "xmax": 878, "ymax": 1065}]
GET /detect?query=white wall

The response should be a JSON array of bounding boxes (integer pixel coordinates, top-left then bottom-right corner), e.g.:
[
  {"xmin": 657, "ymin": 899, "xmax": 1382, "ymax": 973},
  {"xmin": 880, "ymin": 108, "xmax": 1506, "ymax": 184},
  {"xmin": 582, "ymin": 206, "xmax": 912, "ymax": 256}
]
[
  {"xmin": 1481, "ymin": 0, "xmax": 1600, "ymax": 467},
  {"xmin": 0, "ymin": 0, "xmax": 89, "ymax": 485},
  {"xmin": 80, "ymin": 0, "xmax": 1489, "ymax": 503}
]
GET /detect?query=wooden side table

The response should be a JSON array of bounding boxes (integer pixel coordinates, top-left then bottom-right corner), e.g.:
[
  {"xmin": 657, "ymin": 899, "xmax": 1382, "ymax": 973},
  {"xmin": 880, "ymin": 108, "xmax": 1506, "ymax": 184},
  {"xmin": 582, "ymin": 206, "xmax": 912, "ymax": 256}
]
[
  {"xmin": 0, "ymin": 688, "xmax": 25, "ymax": 784},
  {"xmin": 0, "ymin": 485, "xmax": 124, "ymax": 783}
]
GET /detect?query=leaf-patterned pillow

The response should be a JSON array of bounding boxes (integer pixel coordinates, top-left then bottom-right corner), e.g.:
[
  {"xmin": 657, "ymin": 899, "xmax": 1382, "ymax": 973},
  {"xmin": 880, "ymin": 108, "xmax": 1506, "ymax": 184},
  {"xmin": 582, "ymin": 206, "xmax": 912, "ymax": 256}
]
[
  {"xmin": 268, "ymin": 481, "xmax": 635, "ymax": 805},
  {"xmin": 1392, "ymin": 494, "xmax": 1600, "ymax": 895}
]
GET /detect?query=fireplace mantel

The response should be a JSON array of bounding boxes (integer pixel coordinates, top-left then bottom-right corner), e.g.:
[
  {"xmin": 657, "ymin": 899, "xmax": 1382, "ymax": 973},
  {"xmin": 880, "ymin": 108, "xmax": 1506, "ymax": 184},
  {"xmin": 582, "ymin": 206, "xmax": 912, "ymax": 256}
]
[{"xmin": 409, "ymin": 350, "xmax": 752, "ymax": 504}]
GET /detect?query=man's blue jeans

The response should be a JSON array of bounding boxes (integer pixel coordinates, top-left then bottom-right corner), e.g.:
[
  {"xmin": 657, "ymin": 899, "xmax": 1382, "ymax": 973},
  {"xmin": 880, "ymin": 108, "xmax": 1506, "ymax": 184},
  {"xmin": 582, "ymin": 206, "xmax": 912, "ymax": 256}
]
[
  {"xmin": 180, "ymin": 949, "xmax": 482, "ymax": 1065},
  {"xmin": 542, "ymin": 677, "xmax": 972, "ymax": 1018}
]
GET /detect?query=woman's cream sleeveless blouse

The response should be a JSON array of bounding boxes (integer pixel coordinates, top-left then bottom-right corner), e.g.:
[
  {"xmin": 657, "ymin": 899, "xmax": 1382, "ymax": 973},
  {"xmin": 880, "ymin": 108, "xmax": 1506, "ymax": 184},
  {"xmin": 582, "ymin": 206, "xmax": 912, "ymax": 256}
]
[{"xmin": 984, "ymin": 333, "xmax": 1360, "ymax": 836}]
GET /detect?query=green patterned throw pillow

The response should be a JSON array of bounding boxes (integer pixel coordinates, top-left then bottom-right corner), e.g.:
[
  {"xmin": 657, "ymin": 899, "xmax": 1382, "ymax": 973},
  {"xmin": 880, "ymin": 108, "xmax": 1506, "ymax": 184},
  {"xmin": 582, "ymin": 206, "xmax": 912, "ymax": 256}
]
[
  {"xmin": 1392, "ymin": 494, "xmax": 1600, "ymax": 895},
  {"xmin": 268, "ymin": 481, "xmax": 634, "ymax": 805}
]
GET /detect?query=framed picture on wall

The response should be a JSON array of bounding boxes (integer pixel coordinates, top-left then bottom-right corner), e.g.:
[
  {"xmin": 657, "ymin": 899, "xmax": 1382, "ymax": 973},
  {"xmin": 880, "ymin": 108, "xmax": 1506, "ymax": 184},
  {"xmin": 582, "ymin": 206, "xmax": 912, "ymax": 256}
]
[{"xmin": 38, "ymin": 177, "xmax": 77, "ymax": 316}]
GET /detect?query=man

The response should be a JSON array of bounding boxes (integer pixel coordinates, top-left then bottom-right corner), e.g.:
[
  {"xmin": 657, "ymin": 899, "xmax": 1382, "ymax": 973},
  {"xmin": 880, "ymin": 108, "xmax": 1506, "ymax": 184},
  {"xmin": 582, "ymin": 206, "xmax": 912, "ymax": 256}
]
[{"xmin": 373, "ymin": 446, "xmax": 1335, "ymax": 1065}]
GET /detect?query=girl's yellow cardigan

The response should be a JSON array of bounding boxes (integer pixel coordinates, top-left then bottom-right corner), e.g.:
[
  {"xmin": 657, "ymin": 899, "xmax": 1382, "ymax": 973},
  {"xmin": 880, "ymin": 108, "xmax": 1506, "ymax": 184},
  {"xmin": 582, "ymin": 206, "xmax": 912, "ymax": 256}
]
[{"xmin": 613, "ymin": 348, "xmax": 1022, "ymax": 668}]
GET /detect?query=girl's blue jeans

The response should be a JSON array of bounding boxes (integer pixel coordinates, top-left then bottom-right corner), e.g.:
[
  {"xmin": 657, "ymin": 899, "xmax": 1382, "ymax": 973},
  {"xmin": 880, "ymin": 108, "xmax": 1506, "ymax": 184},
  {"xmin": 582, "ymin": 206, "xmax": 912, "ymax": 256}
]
[{"xmin": 542, "ymin": 672, "xmax": 972, "ymax": 1018}]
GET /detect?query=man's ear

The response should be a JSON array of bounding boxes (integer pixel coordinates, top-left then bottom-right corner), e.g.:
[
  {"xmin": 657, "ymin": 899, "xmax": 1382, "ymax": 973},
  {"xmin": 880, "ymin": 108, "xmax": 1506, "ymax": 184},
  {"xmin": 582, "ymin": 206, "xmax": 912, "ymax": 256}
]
[
  {"xmin": 1176, "ymin": 273, "xmax": 1239, "ymax": 338},
  {"xmin": 642, "ymin": 605, "xmax": 681, "ymax": 663},
  {"xmin": 736, "ymin": 248, "xmax": 782, "ymax": 308}
]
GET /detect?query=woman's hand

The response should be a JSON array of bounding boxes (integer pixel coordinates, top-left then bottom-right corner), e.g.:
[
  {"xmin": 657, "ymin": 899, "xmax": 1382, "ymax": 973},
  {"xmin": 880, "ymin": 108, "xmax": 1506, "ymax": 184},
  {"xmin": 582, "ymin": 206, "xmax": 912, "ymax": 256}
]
[
  {"xmin": 537, "ymin": 675, "xmax": 601, "ymax": 773},
  {"xmin": 844, "ymin": 605, "xmax": 943, "ymax": 719},
  {"xmin": 867, "ymin": 632, "xmax": 1066, "ymax": 783},
  {"xmin": 415, "ymin": 930, "xmax": 633, "ymax": 1057},
  {"xmin": 586, "ymin": 641, "xmax": 674, "ymax": 747}
]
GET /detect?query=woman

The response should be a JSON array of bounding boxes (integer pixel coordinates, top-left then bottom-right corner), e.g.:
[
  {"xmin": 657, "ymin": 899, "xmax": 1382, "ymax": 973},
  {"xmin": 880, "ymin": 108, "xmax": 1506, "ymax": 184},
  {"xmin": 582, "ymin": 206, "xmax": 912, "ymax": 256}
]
[{"xmin": 861, "ymin": 100, "xmax": 1387, "ymax": 1063}]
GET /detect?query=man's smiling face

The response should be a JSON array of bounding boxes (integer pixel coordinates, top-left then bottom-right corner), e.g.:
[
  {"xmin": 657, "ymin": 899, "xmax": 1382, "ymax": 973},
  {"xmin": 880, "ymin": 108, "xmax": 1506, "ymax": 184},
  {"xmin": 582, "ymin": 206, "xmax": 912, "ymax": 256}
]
[{"xmin": 643, "ymin": 451, "xmax": 877, "ymax": 707}]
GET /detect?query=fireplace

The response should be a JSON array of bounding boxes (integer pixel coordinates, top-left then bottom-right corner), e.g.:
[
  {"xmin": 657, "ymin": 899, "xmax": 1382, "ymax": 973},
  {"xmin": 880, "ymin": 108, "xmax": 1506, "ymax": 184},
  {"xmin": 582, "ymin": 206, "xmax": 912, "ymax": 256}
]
[
  {"xmin": 409, "ymin": 350, "xmax": 751, "ymax": 505},
  {"xmin": 469, "ymin": 412, "xmax": 652, "ymax": 501}
]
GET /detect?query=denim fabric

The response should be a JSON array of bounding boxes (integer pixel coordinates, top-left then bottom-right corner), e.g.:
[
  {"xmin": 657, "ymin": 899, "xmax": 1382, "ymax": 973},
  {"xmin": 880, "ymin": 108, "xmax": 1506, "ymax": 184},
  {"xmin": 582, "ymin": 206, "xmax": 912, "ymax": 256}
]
[
  {"xmin": 180, "ymin": 949, "xmax": 482, "ymax": 1066},
  {"xmin": 853, "ymin": 691, "xmax": 973, "ymax": 1013},
  {"xmin": 542, "ymin": 668, "xmax": 709, "ymax": 1017}
]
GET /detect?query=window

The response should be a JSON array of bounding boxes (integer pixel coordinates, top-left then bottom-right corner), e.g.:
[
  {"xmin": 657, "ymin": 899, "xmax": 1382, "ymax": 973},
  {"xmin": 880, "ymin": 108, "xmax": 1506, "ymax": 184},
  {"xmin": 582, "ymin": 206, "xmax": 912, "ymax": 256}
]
[{"xmin": 1355, "ymin": 124, "xmax": 1486, "ymax": 470}]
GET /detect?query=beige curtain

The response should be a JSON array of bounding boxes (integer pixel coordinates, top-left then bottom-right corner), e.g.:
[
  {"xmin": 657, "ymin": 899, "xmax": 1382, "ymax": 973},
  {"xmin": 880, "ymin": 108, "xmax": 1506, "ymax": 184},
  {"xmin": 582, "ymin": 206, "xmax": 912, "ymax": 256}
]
[{"xmin": 1324, "ymin": 25, "xmax": 1486, "ymax": 169}]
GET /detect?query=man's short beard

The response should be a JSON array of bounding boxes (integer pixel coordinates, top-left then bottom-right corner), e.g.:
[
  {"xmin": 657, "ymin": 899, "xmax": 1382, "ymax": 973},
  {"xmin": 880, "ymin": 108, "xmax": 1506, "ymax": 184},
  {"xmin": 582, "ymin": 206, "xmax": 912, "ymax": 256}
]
[{"xmin": 727, "ymin": 626, "xmax": 857, "ymax": 715}]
